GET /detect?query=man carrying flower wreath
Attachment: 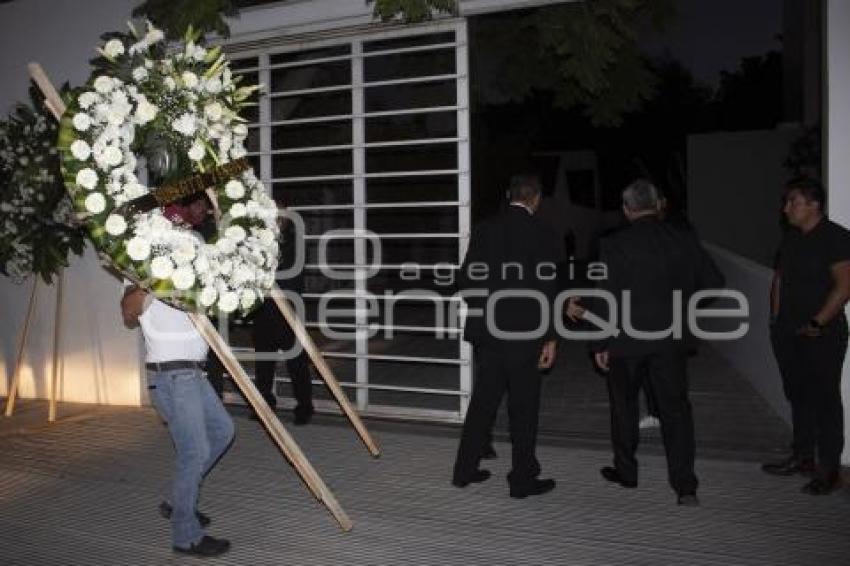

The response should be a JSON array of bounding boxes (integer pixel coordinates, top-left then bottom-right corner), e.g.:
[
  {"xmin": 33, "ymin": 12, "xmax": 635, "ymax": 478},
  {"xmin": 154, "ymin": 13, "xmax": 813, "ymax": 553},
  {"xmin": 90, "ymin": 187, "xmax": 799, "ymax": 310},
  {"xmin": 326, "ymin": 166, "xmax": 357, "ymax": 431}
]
[{"xmin": 122, "ymin": 284, "xmax": 234, "ymax": 557}]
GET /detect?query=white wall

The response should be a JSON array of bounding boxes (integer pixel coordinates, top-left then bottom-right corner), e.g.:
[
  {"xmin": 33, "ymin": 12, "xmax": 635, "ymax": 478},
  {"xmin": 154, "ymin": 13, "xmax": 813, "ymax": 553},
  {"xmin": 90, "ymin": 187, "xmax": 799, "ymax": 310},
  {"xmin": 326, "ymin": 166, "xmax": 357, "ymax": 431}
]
[
  {"xmin": 825, "ymin": 0, "xmax": 850, "ymax": 465},
  {"xmin": 0, "ymin": 0, "xmax": 142, "ymax": 405},
  {"xmin": 702, "ymin": 244, "xmax": 789, "ymax": 424},
  {"xmin": 687, "ymin": 128, "xmax": 798, "ymax": 268}
]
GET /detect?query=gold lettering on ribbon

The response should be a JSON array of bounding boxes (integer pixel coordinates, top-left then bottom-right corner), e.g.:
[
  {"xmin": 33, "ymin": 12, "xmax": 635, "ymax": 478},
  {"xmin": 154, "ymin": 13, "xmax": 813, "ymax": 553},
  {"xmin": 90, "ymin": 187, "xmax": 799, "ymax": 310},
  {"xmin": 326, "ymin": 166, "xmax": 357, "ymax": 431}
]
[{"xmin": 152, "ymin": 158, "xmax": 251, "ymax": 205}]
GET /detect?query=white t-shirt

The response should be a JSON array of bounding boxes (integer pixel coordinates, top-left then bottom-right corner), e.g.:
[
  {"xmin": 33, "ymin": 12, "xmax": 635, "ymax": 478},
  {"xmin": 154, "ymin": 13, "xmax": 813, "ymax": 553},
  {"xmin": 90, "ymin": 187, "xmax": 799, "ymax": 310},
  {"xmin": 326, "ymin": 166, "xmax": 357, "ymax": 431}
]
[{"xmin": 138, "ymin": 298, "xmax": 209, "ymax": 363}]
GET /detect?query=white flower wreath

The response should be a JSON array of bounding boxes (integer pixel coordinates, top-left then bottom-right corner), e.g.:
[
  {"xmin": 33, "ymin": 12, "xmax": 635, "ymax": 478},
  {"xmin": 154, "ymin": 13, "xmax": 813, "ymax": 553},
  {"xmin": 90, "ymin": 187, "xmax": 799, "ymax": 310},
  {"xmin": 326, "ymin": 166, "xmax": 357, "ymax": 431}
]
[
  {"xmin": 58, "ymin": 23, "xmax": 278, "ymax": 314},
  {"xmin": 0, "ymin": 97, "xmax": 84, "ymax": 283}
]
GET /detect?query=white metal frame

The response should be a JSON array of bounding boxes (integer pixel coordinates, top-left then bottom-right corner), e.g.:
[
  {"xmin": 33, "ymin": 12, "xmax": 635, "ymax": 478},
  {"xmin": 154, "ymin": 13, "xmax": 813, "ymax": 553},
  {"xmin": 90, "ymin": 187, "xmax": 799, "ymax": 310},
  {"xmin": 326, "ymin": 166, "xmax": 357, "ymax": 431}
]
[{"xmin": 227, "ymin": 19, "xmax": 472, "ymax": 423}]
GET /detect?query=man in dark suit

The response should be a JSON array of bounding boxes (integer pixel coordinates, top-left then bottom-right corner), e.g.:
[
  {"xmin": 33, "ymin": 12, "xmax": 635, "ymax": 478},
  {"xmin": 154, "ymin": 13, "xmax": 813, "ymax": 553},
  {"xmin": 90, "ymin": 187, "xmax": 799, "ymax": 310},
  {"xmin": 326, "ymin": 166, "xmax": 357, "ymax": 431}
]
[
  {"xmin": 591, "ymin": 179, "xmax": 723, "ymax": 506},
  {"xmin": 452, "ymin": 174, "xmax": 562, "ymax": 498},
  {"xmin": 252, "ymin": 213, "xmax": 315, "ymax": 425}
]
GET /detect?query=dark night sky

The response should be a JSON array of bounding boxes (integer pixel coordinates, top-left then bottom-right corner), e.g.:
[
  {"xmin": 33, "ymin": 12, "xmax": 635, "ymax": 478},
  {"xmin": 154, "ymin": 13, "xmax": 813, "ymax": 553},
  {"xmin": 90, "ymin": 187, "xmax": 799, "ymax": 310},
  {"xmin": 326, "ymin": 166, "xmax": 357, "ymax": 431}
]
[{"xmin": 645, "ymin": 0, "xmax": 783, "ymax": 85}]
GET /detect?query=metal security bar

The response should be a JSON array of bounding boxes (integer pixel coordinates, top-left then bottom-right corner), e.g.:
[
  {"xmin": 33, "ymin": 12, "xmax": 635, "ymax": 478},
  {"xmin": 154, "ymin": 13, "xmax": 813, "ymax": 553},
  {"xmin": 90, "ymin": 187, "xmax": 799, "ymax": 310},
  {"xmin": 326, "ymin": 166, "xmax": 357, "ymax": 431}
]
[{"xmin": 226, "ymin": 20, "xmax": 471, "ymax": 423}]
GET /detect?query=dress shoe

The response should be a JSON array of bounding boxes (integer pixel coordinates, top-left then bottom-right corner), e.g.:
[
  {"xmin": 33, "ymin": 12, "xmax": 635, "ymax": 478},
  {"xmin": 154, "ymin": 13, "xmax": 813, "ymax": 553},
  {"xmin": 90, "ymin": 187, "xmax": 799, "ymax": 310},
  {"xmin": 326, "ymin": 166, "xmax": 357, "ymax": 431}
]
[
  {"xmin": 761, "ymin": 455, "xmax": 815, "ymax": 477},
  {"xmin": 452, "ymin": 469, "xmax": 491, "ymax": 488},
  {"xmin": 481, "ymin": 445, "xmax": 498, "ymax": 460},
  {"xmin": 600, "ymin": 466, "xmax": 637, "ymax": 488},
  {"xmin": 294, "ymin": 405, "xmax": 314, "ymax": 426},
  {"xmin": 159, "ymin": 501, "xmax": 211, "ymax": 527},
  {"xmin": 173, "ymin": 535, "xmax": 230, "ymax": 557},
  {"xmin": 677, "ymin": 493, "xmax": 700, "ymax": 506},
  {"xmin": 510, "ymin": 478, "xmax": 556, "ymax": 499},
  {"xmin": 800, "ymin": 475, "xmax": 841, "ymax": 495}
]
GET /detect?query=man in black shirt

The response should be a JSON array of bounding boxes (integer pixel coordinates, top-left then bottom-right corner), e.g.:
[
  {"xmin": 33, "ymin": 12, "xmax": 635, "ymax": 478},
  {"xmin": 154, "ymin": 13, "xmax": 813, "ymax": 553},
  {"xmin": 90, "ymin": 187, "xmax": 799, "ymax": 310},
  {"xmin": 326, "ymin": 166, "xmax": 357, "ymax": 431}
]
[{"xmin": 763, "ymin": 177, "xmax": 850, "ymax": 495}]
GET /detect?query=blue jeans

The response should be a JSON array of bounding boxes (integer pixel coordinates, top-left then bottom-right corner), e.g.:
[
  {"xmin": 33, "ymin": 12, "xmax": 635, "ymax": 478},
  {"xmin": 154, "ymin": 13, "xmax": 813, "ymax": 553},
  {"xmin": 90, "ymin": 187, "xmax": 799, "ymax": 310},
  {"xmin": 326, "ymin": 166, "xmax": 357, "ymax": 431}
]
[{"xmin": 147, "ymin": 367, "xmax": 235, "ymax": 549}]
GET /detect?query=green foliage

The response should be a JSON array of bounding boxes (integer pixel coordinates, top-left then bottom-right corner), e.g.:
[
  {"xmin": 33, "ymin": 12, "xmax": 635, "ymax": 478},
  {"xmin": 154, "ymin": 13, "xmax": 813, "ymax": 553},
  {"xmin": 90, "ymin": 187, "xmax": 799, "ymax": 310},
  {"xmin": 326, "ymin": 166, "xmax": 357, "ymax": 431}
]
[
  {"xmin": 369, "ymin": 0, "xmax": 458, "ymax": 23},
  {"xmin": 473, "ymin": 0, "xmax": 676, "ymax": 127},
  {"xmin": 0, "ymin": 87, "xmax": 85, "ymax": 284},
  {"xmin": 132, "ymin": 0, "xmax": 239, "ymax": 39}
]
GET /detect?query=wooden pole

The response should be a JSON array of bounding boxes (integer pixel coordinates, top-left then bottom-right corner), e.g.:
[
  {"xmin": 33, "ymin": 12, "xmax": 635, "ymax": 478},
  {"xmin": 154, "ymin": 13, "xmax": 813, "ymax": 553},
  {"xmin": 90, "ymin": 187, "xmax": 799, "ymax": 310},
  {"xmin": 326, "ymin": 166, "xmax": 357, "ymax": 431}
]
[
  {"xmin": 48, "ymin": 271, "xmax": 64, "ymax": 422},
  {"xmin": 28, "ymin": 63, "xmax": 66, "ymax": 422},
  {"xmin": 5, "ymin": 278, "xmax": 39, "ymax": 417},
  {"xmin": 189, "ymin": 313, "xmax": 353, "ymax": 532},
  {"xmin": 28, "ymin": 63, "xmax": 66, "ymax": 116},
  {"xmin": 269, "ymin": 286, "xmax": 380, "ymax": 457}
]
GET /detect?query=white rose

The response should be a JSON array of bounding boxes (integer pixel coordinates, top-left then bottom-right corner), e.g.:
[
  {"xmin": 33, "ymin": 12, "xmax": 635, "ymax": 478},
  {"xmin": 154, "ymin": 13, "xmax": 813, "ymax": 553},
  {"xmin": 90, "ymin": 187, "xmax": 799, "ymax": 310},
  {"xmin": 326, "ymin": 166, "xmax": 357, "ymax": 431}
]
[
  {"xmin": 75, "ymin": 168, "xmax": 98, "ymax": 190},
  {"xmin": 219, "ymin": 259, "xmax": 233, "ymax": 275},
  {"xmin": 93, "ymin": 76, "xmax": 114, "ymax": 94},
  {"xmin": 181, "ymin": 71, "xmax": 199, "ymax": 89},
  {"xmin": 79, "ymin": 92, "xmax": 98, "ymax": 109},
  {"xmin": 192, "ymin": 45, "xmax": 207, "ymax": 62},
  {"xmin": 257, "ymin": 229, "xmax": 275, "ymax": 246},
  {"xmin": 171, "ymin": 242, "xmax": 196, "ymax": 265},
  {"xmin": 84, "ymin": 193, "xmax": 106, "ymax": 214},
  {"xmin": 216, "ymin": 237, "xmax": 236, "ymax": 254},
  {"xmin": 193, "ymin": 254, "xmax": 210, "ymax": 274},
  {"xmin": 240, "ymin": 289, "xmax": 257, "ymax": 310},
  {"xmin": 150, "ymin": 256, "xmax": 175, "ymax": 279},
  {"xmin": 199, "ymin": 286, "xmax": 217, "ymax": 307},
  {"xmin": 188, "ymin": 140, "xmax": 205, "ymax": 161},
  {"xmin": 164, "ymin": 77, "xmax": 176, "ymax": 91},
  {"xmin": 101, "ymin": 146, "xmax": 123, "ymax": 167},
  {"xmin": 132, "ymin": 66, "xmax": 149, "ymax": 82},
  {"xmin": 70, "ymin": 140, "xmax": 91, "ymax": 161},
  {"xmin": 229, "ymin": 203, "xmax": 247, "ymax": 218},
  {"xmin": 145, "ymin": 27, "xmax": 165, "ymax": 45},
  {"xmin": 126, "ymin": 237, "xmax": 151, "ymax": 261},
  {"xmin": 171, "ymin": 266, "xmax": 195, "ymax": 290},
  {"xmin": 104, "ymin": 214, "xmax": 127, "ymax": 236},
  {"xmin": 204, "ymin": 102, "xmax": 222, "ymax": 122},
  {"xmin": 72, "ymin": 113, "xmax": 92, "ymax": 132},
  {"xmin": 233, "ymin": 124, "xmax": 248, "ymax": 138},
  {"xmin": 103, "ymin": 39, "xmax": 125, "ymax": 59},
  {"xmin": 135, "ymin": 98, "xmax": 157, "ymax": 124},
  {"xmin": 230, "ymin": 146, "xmax": 247, "ymax": 159},
  {"xmin": 204, "ymin": 77, "xmax": 222, "ymax": 94},
  {"xmin": 218, "ymin": 291, "xmax": 238, "ymax": 313},
  {"xmin": 172, "ymin": 114, "xmax": 196, "ymax": 137},
  {"xmin": 224, "ymin": 225, "xmax": 246, "ymax": 243},
  {"xmin": 233, "ymin": 264, "xmax": 253, "ymax": 284},
  {"xmin": 224, "ymin": 180, "xmax": 245, "ymax": 200}
]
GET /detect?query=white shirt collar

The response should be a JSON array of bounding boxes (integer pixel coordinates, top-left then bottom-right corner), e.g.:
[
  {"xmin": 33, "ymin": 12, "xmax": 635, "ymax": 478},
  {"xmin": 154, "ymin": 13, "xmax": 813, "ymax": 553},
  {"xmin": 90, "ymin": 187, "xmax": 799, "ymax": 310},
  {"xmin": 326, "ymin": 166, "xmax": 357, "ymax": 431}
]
[{"xmin": 509, "ymin": 201, "xmax": 534, "ymax": 215}]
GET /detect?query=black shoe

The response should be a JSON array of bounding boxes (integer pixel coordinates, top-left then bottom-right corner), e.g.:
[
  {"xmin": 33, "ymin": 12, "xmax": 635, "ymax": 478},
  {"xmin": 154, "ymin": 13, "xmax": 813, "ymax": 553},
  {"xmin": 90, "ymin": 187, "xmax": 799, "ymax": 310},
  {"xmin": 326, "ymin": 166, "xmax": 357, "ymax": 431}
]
[
  {"xmin": 481, "ymin": 445, "xmax": 498, "ymax": 460},
  {"xmin": 677, "ymin": 493, "xmax": 700, "ymax": 506},
  {"xmin": 600, "ymin": 466, "xmax": 637, "ymax": 488},
  {"xmin": 159, "ymin": 501, "xmax": 211, "ymax": 528},
  {"xmin": 173, "ymin": 535, "xmax": 230, "ymax": 557},
  {"xmin": 761, "ymin": 455, "xmax": 815, "ymax": 477},
  {"xmin": 452, "ymin": 469, "xmax": 491, "ymax": 488},
  {"xmin": 510, "ymin": 478, "xmax": 556, "ymax": 499},
  {"xmin": 294, "ymin": 405, "xmax": 314, "ymax": 426},
  {"xmin": 800, "ymin": 476, "xmax": 841, "ymax": 495}
]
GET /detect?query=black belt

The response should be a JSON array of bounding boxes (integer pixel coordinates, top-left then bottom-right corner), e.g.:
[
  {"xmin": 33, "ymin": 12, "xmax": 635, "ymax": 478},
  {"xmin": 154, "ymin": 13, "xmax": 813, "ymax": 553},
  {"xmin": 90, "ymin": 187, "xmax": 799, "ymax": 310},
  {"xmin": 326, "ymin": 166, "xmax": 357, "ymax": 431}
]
[{"xmin": 145, "ymin": 360, "xmax": 204, "ymax": 372}]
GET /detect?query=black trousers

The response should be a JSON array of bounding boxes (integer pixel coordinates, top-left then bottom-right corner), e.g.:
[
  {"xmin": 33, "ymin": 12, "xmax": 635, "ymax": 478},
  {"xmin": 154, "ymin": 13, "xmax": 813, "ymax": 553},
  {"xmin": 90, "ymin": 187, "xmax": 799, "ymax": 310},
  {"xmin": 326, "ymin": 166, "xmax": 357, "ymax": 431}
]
[
  {"xmin": 253, "ymin": 299, "xmax": 313, "ymax": 416},
  {"xmin": 606, "ymin": 349, "xmax": 698, "ymax": 495},
  {"xmin": 771, "ymin": 321, "xmax": 847, "ymax": 474},
  {"xmin": 453, "ymin": 346, "xmax": 542, "ymax": 489}
]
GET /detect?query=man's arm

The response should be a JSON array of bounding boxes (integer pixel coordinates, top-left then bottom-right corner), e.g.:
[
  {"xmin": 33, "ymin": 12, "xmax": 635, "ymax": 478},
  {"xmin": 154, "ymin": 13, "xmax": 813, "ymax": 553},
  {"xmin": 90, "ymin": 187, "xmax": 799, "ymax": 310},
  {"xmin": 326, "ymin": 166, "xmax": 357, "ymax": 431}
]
[
  {"xmin": 812, "ymin": 260, "xmax": 850, "ymax": 326},
  {"xmin": 770, "ymin": 270, "xmax": 781, "ymax": 322},
  {"xmin": 537, "ymin": 339, "xmax": 557, "ymax": 370},
  {"xmin": 121, "ymin": 285, "xmax": 150, "ymax": 329}
]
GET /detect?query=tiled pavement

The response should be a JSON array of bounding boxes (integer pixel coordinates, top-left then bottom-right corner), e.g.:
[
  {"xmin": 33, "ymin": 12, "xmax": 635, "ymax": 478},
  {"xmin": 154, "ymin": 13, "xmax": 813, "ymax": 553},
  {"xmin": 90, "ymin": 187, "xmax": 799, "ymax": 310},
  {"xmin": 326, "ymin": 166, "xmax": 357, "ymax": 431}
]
[{"xmin": 1, "ymin": 383, "xmax": 848, "ymax": 566}]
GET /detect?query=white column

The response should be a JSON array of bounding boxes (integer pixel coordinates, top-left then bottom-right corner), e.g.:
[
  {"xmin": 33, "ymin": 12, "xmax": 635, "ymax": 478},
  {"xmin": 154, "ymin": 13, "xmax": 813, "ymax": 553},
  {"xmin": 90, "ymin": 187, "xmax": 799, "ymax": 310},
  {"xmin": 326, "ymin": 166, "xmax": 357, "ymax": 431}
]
[{"xmin": 825, "ymin": 0, "xmax": 850, "ymax": 464}]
